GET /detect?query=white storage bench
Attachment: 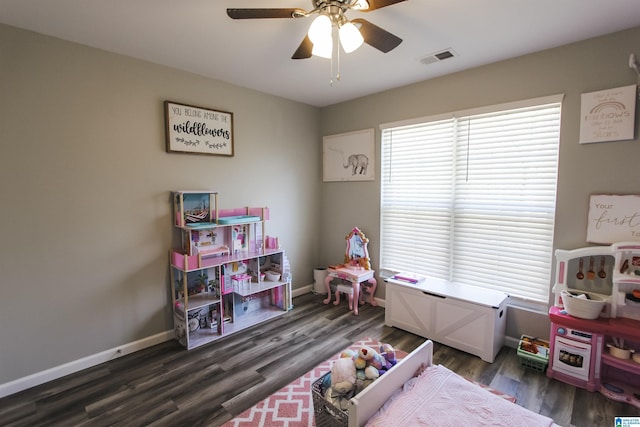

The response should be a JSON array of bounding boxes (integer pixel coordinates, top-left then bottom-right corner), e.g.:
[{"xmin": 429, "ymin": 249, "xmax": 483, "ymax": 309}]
[{"xmin": 385, "ymin": 274, "xmax": 509, "ymax": 362}]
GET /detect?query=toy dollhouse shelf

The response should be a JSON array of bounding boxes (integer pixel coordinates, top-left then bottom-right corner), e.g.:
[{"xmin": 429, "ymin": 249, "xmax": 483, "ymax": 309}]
[
  {"xmin": 233, "ymin": 279, "xmax": 285, "ymax": 297},
  {"xmin": 169, "ymin": 190, "xmax": 291, "ymax": 350},
  {"xmin": 171, "ymin": 247, "xmax": 284, "ymax": 272}
]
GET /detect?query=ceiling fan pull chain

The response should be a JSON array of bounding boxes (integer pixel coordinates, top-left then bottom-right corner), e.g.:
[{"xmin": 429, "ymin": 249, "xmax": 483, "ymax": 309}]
[
  {"xmin": 330, "ymin": 36, "xmax": 341, "ymax": 86},
  {"xmin": 336, "ymin": 40, "xmax": 342, "ymax": 81},
  {"xmin": 330, "ymin": 48, "xmax": 335, "ymax": 86}
]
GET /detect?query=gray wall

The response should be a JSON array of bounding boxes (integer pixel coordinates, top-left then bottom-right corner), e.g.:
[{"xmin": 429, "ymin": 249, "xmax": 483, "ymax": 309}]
[
  {"xmin": 2, "ymin": 21, "xmax": 640, "ymax": 388},
  {"xmin": 319, "ymin": 26, "xmax": 640, "ymax": 341},
  {"xmin": 0, "ymin": 24, "xmax": 321, "ymax": 385}
]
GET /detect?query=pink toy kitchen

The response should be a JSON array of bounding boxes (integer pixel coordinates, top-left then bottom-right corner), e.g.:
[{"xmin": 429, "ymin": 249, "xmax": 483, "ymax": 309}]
[{"xmin": 549, "ymin": 242, "xmax": 640, "ymax": 408}]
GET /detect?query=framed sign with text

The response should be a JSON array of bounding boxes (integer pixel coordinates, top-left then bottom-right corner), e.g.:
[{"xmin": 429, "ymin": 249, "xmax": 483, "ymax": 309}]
[
  {"xmin": 164, "ymin": 101, "xmax": 234, "ymax": 156},
  {"xmin": 587, "ymin": 194, "xmax": 640, "ymax": 244},
  {"xmin": 579, "ymin": 85, "xmax": 636, "ymax": 144}
]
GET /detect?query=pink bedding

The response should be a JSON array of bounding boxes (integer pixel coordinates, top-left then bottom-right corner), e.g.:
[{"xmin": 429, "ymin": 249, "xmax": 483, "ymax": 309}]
[{"xmin": 365, "ymin": 364, "xmax": 555, "ymax": 427}]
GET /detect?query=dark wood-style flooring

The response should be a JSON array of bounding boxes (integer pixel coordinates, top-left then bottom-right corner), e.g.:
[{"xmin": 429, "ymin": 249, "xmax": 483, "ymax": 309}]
[{"xmin": 1, "ymin": 292, "xmax": 639, "ymax": 426}]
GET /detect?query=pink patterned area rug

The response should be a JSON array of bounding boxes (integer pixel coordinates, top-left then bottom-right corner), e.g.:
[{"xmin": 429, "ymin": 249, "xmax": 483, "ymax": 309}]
[
  {"xmin": 221, "ymin": 338, "xmax": 390, "ymax": 427},
  {"xmin": 222, "ymin": 338, "xmax": 515, "ymax": 427}
]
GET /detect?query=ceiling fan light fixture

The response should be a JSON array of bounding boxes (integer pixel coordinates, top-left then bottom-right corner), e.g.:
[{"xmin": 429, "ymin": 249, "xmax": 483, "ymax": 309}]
[
  {"xmin": 339, "ymin": 22, "xmax": 364, "ymax": 53},
  {"xmin": 227, "ymin": 0, "xmax": 405, "ymax": 62},
  {"xmin": 312, "ymin": 36, "xmax": 333, "ymax": 58},
  {"xmin": 352, "ymin": 0, "xmax": 370, "ymax": 10},
  {"xmin": 308, "ymin": 14, "xmax": 332, "ymax": 44}
]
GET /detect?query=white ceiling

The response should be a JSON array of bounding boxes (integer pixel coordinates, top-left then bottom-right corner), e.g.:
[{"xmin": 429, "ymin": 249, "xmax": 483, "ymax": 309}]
[{"xmin": 2, "ymin": 0, "xmax": 640, "ymax": 107}]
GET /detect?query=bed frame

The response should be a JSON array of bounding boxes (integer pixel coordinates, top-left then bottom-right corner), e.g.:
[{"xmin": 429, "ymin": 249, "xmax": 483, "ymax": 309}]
[{"xmin": 348, "ymin": 339, "xmax": 434, "ymax": 427}]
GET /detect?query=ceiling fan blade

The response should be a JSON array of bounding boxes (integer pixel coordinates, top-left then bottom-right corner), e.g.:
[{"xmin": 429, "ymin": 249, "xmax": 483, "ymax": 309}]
[
  {"xmin": 226, "ymin": 8, "xmax": 304, "ymax": 19},
  {"xmin": 362, "ymin": 0, "xmax": 407, "ymax": 11},
  {"xmin": 352, "ymin": 18, "xmax": 402, "ymax": 53},
  {"xmin": 292, "ymin": 35, "xmax": 313, "ymax": 59}
]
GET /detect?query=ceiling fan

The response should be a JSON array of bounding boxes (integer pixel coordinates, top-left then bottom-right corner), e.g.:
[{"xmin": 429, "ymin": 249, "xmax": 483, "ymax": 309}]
[{"xmin": 227, "ymin": 0, "xmax": 406, "ymax": 59}]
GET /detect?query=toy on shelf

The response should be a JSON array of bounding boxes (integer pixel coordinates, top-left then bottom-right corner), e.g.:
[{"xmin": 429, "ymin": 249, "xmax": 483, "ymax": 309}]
[
  {"xmin": 174, "ymin": 191, "xmax": 216, "ymax": 227},
  {"xmin": 231, "ymin": 273, "xmax": 251, "ymax": 291},
  {"xmin": 323, "ymin": 227, "xmax": 377, "ymax": 315}
]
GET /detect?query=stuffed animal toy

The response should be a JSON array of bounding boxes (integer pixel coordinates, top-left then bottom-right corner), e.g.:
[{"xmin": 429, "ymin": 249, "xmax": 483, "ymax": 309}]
[
  {"xmin": 326, "ymin": 357, "xmax": 357, "ymax": 410},
  {"xmin": 379, "ymin": 343, "xmax": 398, "ymax": 374},
  {"xmin": 330, "ymin": 357, "xmax": 356, "ymax": 395},
  {"xmin": 324, "ymin": 343, "xmax": 399, "ymax": 408},
  {"xmin": 358, "ymin": 345, "xmax": 375, "ymax": 358},
  {"xmin": 340, "ymin": 349, "xmax": 357, "ymax": 360},
  {"xmin": 380, "ymin": 343, "xmax": 396, "ymax": 363},
  {"xmin": 356, "ymin": 345, "xmax": 385, "ymax": 372},
  {"xmin": 364, "ymin": 365, "xmax": 380, "ymax": 380}
]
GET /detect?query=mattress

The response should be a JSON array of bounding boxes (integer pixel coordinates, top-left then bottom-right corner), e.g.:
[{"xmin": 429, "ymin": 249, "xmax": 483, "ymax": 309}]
[{"xmin": 365, "ymin": 364, "xmax": 555, "ymax": 427}]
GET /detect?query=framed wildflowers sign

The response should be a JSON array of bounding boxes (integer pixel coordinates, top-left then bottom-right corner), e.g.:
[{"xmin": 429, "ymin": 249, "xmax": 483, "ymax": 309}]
[{"xmin": 165, "ymin": 101, "xmax": 234, "ymax": 156}]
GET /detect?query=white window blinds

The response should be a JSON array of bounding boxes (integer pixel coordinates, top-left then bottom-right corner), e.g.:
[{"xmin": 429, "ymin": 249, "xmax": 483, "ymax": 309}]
[{"xmin": 380, "ymin": 95, "xmax": 562, "ymax": 303}]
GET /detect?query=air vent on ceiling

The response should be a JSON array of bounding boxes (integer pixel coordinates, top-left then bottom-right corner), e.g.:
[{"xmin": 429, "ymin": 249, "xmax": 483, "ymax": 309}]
[{"xmin": 419, "ymin": 49, "xmax": 457, "ymax": 65}]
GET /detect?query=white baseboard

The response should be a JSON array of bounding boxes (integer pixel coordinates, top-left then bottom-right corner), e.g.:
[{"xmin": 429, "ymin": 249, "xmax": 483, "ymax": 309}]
[
  {"xmin": 293, "ymin": 284, "xmax": 314, "ymax": 298},
  {"xmin": 1, "ymin": 286, "xmax": 385, "ymax": 399},
  {"xmin": 0, "ymin": 330, "xmax": 173, "ymax": 399},
  {"xmin": 504, "ymin": 335, "xmax": 520, "ymax": 349}
]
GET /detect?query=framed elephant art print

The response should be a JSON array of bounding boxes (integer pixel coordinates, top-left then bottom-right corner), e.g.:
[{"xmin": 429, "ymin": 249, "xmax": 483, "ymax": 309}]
[{"xmin": 323, "ymin": 128, "xmax": 374, "ymax": 182}]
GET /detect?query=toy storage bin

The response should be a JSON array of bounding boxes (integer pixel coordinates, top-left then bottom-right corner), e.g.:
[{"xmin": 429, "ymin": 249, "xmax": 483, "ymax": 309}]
[
  {"xmin": 312, "ymin": 373, "xmax": 348, "ymax": 427},
  {"xmin": 517, "ymin": 335, "xmax": 549, "ymax": 372}
]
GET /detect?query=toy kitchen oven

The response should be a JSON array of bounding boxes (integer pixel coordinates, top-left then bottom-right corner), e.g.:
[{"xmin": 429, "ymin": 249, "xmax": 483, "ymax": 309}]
[{"xmin": 548, "ymin": 242, "xmax": 640, "ymax": 408}]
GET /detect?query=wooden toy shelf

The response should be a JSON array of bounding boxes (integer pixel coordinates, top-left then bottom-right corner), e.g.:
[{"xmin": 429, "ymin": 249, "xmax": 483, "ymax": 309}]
[{"xmin": 169, "ymin": 190, "xmax": 291, "ymax": 350}]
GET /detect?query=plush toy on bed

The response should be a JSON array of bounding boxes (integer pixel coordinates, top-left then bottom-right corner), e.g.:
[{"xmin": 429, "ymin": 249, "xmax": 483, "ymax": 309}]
[
  {"xmin": 355, "ymin": 346, "xmax": 382, "ymax": 379},
  {"xmin": 325, "ymin": 343, "xmax": 399, "ymax": 410},
  {"xmin": 326, "ymin": 357, "xmax": 357, "ymax": 410},
  {"xmin": 331, "ymin": 357, "xmax": 356, "ymax": 394},
  {"xmin": 379, "ymin": 343, "xmax": 398, "ymax": 374}
]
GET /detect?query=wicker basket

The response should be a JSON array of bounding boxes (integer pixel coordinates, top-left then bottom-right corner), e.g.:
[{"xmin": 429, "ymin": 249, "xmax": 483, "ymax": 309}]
[
  {"xmin": 312, "ymin": 373, "xmax": 348, "ymax": 427},
  {"xmin": 561, "ymin": 290, "xmax": 606, "ymax": 319}
]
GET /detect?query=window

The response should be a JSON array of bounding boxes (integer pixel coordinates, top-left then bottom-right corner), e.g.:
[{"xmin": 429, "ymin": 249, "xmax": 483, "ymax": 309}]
[{"xmin": 380, "ymin": 95, "xmax": 562, "ymax": 304}]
